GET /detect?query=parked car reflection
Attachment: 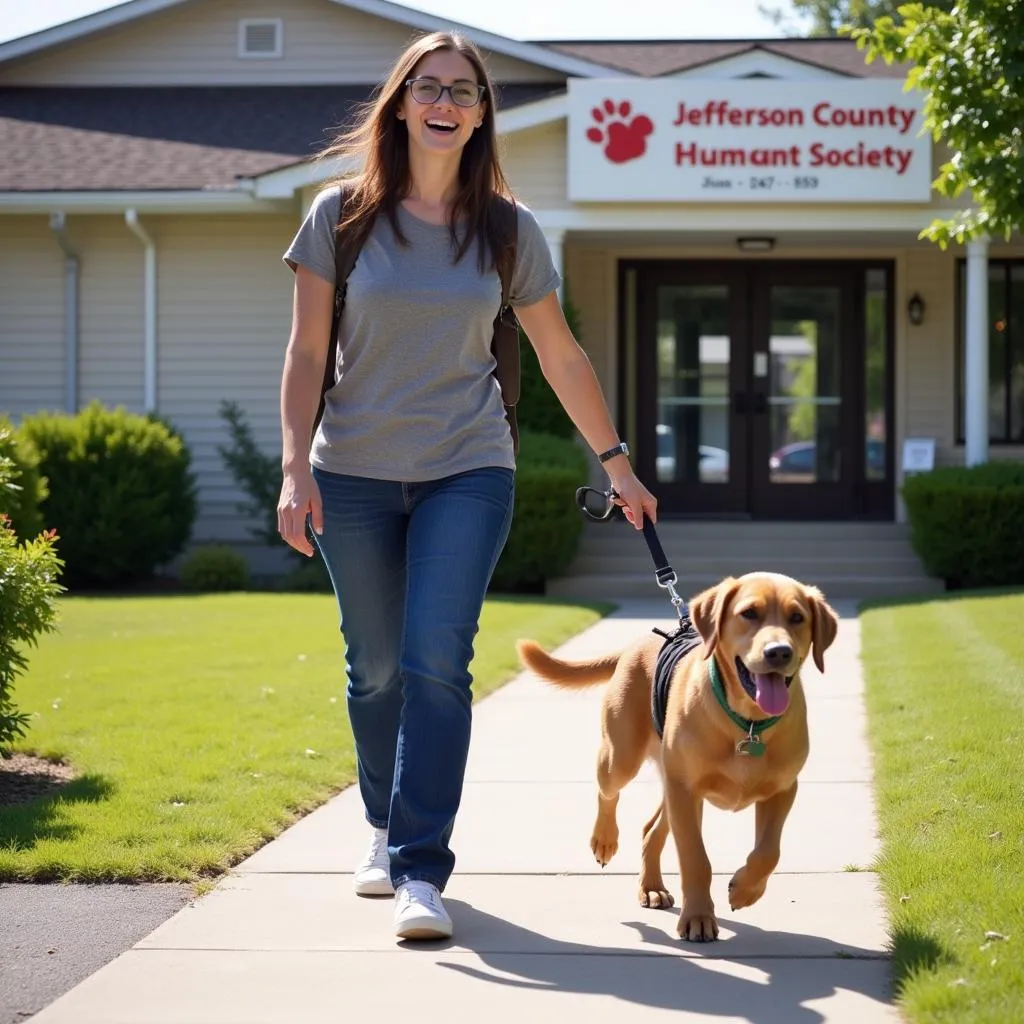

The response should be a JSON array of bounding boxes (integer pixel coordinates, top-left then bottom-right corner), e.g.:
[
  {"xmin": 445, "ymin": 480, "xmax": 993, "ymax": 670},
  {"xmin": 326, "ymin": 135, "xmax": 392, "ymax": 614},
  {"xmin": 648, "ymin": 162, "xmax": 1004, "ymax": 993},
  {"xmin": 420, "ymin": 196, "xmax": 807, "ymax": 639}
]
[
  {"xmin": 656, "ymin": 424, "xmax": 729, "ymax": 483},
  {"xmin": 769, "ymin": 438, "xmax": 886, "ymax": 482}
]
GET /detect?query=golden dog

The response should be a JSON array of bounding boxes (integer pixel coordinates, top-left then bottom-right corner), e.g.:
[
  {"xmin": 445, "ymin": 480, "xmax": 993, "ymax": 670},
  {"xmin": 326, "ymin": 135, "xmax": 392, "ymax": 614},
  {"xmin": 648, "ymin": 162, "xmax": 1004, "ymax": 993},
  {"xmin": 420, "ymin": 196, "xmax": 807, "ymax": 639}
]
[{"xmin": 517, "ymin": 572, "xmax": 838, "ymax": 942}]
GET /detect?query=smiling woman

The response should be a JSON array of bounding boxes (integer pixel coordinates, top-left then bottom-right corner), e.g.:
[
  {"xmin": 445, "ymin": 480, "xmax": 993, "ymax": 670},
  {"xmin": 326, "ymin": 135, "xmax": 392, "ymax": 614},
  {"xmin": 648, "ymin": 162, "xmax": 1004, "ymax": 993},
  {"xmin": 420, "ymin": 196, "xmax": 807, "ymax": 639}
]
[{"xmin": 275, "ymin": 30, "xmax": 655, "ymax": 944}]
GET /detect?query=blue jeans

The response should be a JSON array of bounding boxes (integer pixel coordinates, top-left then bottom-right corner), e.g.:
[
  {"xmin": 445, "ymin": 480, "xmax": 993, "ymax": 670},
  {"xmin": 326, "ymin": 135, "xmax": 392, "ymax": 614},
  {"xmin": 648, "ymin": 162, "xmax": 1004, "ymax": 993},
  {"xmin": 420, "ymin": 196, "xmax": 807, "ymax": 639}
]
[{"xmin": 311, "ymin": 465, "xmax": 515, "ymax": 893}]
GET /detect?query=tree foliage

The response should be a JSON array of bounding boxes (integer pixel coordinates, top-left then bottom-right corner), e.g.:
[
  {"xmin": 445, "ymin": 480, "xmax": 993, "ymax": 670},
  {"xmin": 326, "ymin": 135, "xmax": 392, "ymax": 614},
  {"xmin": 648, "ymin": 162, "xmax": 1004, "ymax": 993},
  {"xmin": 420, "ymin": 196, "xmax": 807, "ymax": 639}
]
[
  {"xmin": 761, "ymin": 0, "xmax": 953, "ymax": 36},
  {"xmin": 0, "ymin": 453, "xmax": 63, "ymax": 754},
  {"xmin": 852, "ymin": 0, "xmax": 1024, "ymax": 246}
]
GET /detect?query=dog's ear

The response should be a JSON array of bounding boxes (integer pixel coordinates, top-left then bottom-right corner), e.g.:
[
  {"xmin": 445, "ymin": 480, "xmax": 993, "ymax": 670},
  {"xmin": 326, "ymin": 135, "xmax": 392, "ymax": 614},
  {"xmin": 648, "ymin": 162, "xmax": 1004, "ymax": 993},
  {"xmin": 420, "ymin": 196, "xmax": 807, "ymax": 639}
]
[
  {"xmin": 689, "ymin": 578, "xmax": 740, "ymax": 658},
  {"xmin": 805, "ymin": 586, "xmax": 839, "ymax": 673}
]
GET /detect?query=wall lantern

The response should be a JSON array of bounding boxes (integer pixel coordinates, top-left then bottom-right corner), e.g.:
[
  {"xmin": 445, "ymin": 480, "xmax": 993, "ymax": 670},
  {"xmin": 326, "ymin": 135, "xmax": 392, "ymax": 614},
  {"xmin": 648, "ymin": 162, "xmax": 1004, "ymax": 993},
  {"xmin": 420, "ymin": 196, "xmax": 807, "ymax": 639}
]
[
  {"xmin": 907, "ymin": 293, "xmax": 926, "ymax": 326},
  {"xmin": 736, "ymin": 237, "xmax": 775, "ymax": 252}
]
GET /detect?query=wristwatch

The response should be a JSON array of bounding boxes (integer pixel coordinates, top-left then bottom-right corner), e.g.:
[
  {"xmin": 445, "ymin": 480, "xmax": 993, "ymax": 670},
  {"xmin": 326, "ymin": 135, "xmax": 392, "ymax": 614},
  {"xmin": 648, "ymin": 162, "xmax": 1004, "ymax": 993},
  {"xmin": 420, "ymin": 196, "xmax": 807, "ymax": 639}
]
[{"xmin": 598, "ymin": 441, "xmax": 630, "ymax": 464}]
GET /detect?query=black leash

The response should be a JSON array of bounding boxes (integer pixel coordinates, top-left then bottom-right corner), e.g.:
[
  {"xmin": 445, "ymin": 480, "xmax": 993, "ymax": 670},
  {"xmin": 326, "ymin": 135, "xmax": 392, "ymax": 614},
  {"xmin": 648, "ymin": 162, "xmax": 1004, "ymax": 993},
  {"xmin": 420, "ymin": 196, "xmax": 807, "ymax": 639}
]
[{"xmin": 575, "ymin": 486, "xmax": 686, "ymax": 623}]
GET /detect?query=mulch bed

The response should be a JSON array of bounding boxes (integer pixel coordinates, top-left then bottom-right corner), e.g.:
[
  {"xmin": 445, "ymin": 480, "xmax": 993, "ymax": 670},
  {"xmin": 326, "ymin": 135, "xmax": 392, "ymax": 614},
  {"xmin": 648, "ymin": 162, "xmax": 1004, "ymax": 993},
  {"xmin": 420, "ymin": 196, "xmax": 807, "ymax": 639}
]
[{"xmin": 0, "ymin": 755, "xmax": 76, "ymax": 808}]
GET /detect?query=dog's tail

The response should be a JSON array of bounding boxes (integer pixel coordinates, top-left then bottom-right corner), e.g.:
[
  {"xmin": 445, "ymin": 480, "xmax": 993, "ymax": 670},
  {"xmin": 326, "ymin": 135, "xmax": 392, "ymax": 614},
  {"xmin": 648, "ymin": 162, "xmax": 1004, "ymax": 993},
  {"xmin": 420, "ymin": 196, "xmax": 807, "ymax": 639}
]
[{"xmin": 516, "ymin": 638, "xmax": 622, "ymax": 689}]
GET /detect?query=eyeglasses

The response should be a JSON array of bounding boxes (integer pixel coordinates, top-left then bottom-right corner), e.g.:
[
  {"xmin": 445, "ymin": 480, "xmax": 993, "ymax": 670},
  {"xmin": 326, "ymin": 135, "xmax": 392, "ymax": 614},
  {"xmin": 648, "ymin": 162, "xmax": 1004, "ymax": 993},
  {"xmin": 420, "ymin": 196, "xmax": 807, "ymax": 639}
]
[{"xmin": 405, "ymin": 77, "xmax": 485, "ymax": 108}]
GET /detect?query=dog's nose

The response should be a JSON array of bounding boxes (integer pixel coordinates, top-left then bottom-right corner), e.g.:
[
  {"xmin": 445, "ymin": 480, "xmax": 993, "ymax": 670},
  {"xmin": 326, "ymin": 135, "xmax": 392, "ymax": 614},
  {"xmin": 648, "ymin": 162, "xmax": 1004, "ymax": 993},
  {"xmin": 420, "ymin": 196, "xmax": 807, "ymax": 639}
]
[{"xmin": 763, "ymin": 642, "xmax": 793, "ymax": 667}]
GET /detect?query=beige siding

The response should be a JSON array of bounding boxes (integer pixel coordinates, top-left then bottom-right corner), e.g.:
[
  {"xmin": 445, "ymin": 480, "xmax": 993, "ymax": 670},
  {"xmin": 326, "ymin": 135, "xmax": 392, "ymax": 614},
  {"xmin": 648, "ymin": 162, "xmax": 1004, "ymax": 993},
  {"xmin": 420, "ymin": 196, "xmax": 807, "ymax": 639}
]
[
  {"xmin": 0, "ymin": 0, "xmax": 563, "ymax": 86},
  {"xmin": 0, "ymin": 212, "xmax": 292, "ymax": 545},
  {"xmin": 74, "ymin": 217, "xmax": 146, "ymax": 413},
  {"xmin": 502, "ymin": 122, "xmax": 567, "ymax": 210},
  {"xmin": 902, "ymin": 243, "xmax": 955, "ymax": 459},
  {"xmin": 0, "ymin": 217, "xmax": 66, "ymax": 418},
  {"xmin": 564, "ymin": 246, "xmax": 612, "ymax": 385},
  {"xmin": 0, "ymin": 215, "xmax": 153, "ymax": 421},
  {"xmin": 902, "ymin": 241, "xmax": 1024, "ymax": 469},
  {"xmin": 155, "ymin": 213, "xmax": 297, "ymax": 543}
]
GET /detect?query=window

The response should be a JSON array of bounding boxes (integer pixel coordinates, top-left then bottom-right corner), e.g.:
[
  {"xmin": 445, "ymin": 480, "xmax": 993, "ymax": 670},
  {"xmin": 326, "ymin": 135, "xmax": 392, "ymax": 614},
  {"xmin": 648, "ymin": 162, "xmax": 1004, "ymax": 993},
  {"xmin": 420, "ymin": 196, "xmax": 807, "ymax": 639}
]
[{"xmin": 956, "ymin": 259, "xmax": 1024, "ymax": 444}]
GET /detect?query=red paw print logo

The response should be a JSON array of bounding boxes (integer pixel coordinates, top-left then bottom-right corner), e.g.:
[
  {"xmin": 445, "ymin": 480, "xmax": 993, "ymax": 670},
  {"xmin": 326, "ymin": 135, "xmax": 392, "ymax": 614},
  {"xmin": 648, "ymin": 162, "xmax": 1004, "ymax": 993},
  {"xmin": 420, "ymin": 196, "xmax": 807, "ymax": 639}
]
[{"xmin": 586, "ymin": 99, "xmax": 654, "ymax": 164}]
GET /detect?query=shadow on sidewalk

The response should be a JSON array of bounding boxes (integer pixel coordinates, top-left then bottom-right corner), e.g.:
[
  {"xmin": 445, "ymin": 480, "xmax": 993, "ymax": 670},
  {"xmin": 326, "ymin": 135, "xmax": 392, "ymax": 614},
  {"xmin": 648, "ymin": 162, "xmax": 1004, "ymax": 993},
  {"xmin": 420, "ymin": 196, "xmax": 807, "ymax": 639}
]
[{"xmin": 414, "ymin": 900, "xmax": 893, "ymax": 1023}]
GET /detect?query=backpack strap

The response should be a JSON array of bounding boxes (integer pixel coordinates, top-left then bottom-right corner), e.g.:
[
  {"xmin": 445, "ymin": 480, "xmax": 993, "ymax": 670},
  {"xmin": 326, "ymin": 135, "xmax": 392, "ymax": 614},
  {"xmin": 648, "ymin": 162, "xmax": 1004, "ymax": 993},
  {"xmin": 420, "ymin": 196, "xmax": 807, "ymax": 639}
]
[
  {"xmin": 489, "ymin": 196, "xmax": 521, "ymax": 454},
  {"xmin": 312, "ymin": 182, "xmax": 372, "ymax": 441}
]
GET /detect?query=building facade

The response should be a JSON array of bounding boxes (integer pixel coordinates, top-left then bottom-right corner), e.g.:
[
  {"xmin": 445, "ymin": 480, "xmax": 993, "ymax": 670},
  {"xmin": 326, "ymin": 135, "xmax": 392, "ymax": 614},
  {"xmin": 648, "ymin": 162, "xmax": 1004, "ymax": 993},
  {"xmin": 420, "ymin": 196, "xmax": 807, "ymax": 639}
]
[{"xmin": 0, "ymin": 0, "xmax": 1020, "ymax": 569}]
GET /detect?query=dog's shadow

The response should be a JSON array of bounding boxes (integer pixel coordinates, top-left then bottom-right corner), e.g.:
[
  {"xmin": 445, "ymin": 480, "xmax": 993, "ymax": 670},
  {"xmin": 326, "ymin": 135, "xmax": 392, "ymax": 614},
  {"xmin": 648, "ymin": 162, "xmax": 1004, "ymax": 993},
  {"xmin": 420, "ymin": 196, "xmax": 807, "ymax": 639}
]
[{"xmin": 405, "ymin": 900, "xmax": 892, "ymax": 1024}]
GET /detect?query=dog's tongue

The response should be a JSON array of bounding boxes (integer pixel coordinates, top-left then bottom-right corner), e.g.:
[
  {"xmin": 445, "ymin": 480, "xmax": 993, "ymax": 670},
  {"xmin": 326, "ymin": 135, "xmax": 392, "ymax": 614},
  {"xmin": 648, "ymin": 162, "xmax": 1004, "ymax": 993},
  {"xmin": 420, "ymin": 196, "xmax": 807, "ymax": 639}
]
[{"xmin": 753, "ymin": 672, "xmax": 789, "ymax": 715}]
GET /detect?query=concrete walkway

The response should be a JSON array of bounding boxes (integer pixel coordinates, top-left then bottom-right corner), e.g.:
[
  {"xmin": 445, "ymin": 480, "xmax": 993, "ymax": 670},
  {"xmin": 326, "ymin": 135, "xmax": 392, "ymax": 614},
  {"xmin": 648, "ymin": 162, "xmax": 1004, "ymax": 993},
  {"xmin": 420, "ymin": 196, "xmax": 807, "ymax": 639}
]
[{"xmin": 29, "ymin": 600, "xmax": 899, "ymax": 1023}]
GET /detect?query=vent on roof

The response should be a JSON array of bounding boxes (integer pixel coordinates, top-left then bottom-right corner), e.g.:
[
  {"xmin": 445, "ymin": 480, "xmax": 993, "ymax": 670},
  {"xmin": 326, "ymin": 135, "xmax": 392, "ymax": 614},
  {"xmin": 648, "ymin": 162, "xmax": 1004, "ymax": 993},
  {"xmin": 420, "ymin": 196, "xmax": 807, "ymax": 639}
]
[{"xmin": 238, "ymin": 19, "xmax": 283, "ymax": 59}]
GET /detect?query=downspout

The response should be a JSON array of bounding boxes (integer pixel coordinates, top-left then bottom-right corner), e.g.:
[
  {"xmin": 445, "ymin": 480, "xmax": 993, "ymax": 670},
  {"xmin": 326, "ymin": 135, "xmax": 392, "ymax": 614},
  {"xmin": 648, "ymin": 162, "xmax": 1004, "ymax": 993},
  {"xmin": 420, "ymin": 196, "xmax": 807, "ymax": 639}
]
[
  {"xmin": 48, "ymin": 213, "xmax": 80, "ymax": 413},
  {"xmin": 125, "ymin": 209, "xmax": 158, "ymax": 412}
]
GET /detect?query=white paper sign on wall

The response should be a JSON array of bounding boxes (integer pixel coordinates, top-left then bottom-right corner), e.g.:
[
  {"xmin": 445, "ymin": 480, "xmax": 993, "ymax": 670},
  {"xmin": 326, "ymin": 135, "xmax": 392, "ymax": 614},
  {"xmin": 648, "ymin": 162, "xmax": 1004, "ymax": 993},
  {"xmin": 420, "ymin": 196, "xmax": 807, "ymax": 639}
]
[
  {"xmin": 902, "ymin": 437, "xmax": 936, "ymax": 473},
  {"xmin": 567, "ymin": 78, "xmax": 932, "ymax": 204}
]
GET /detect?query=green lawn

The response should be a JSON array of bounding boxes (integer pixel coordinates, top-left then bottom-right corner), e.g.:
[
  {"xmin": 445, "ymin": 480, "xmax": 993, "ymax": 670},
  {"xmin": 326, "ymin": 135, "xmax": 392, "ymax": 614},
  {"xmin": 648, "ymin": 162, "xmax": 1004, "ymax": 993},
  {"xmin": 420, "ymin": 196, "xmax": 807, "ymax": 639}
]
[
  {"xmin": 860, "ymin": 589, "xmax": 1024, "ymax": 1024},
  {"xmin": 0, "ymin": 592, "xmax": 606, "ymax": 884}
]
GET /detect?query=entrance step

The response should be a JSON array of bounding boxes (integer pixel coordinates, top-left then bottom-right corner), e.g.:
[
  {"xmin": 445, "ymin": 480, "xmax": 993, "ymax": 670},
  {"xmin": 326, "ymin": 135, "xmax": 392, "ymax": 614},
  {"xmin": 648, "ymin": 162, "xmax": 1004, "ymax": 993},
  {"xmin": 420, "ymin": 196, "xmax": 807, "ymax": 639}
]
[{"xmin": 548, "ymin": 520, "xmax": 944, "ymax": 603}]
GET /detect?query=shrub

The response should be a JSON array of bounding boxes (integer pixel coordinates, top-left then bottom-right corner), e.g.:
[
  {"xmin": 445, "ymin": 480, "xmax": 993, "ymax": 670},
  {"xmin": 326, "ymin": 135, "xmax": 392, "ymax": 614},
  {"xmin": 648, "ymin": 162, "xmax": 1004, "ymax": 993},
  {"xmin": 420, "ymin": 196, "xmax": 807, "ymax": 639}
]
[
  {"xmin": 490, "ymin": 429, "xmax": 588, "ymax": 593},
  {"xmin": 514, "ymin": 287, "xmax": 579, "ymax": 440},
  {"xmin": 0, "ymin": 453, "xmax": 64, "ymax": 754},
  {"xmin": 902, "ymin": 461, "xmax": 1024, "ymax": 588},
  {"xmin": 0, "ymin": 417, "xmax": 47, "ymax": 542},
  {"xmin": 280, "ymin": 557, "xmax": 334, "ymax": 593},
  {"xmin": 217, "ymin": 400, "xmax": 284, "ymax": 551},
  {"xmin": 17, "ymin": 401, "xmax": 198, "ymax": 588},
  {"xmin": 179, "ymin": 545, "xmax": 250, "ymax": 592}
]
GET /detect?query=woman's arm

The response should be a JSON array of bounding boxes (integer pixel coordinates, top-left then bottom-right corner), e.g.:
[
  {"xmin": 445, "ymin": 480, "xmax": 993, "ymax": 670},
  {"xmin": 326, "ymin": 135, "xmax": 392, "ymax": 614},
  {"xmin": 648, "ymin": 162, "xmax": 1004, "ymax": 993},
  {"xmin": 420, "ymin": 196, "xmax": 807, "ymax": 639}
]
[
  {"xmin": 514, "ymin": 291, "xmax": 657, "ymax": 528},
  {"xmin": 277, "ymin": 265, "xmax": 334, "ymax": 555}
]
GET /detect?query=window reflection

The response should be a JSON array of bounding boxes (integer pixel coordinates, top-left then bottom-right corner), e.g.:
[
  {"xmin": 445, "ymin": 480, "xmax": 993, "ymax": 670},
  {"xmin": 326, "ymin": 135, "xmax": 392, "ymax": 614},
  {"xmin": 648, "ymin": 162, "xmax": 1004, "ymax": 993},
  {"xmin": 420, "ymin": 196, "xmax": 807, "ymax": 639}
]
[{"xmin": 655, "ymin": 285, "xmax": 730, "ymax": 484}]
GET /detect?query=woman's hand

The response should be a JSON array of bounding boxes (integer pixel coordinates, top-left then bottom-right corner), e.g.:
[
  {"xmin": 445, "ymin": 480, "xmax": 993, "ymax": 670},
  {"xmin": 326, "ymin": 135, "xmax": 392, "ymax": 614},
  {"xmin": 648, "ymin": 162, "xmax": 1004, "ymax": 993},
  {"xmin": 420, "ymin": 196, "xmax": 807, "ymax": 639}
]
[
  {"xmin": 278, "ymin": 466, "xmax": 323, "ymax": 557},
  {"xmin": 606, "ymin": 465, "xmax": 658, "ymax": 530}
]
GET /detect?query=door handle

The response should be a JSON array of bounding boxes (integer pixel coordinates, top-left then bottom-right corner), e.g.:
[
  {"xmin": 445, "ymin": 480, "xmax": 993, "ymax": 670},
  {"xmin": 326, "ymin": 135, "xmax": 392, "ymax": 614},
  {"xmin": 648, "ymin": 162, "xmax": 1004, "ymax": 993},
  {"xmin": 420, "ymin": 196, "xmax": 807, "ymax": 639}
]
[{"xmin": 753, "ymin": 392, "xmax": 768, "ymax": 415}]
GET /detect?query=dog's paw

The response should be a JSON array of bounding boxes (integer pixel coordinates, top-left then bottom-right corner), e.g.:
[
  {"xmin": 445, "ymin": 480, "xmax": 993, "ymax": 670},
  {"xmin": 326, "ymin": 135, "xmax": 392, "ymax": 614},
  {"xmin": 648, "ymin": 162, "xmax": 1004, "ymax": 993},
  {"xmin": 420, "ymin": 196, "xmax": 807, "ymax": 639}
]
[
  {"xmin": 590, "ymin": 824, "xmax": 619, "ymax": 866},
  {"xmin": 677, "ymin": 905, "xmax": 719, "ymax": 942},
  {"xmin": 638, "ymin": 883, "xmax": 674, "ymax": 909},
  {"xmin": 727, "ymin": 868, "xmax": 768, "ymax": 910}
]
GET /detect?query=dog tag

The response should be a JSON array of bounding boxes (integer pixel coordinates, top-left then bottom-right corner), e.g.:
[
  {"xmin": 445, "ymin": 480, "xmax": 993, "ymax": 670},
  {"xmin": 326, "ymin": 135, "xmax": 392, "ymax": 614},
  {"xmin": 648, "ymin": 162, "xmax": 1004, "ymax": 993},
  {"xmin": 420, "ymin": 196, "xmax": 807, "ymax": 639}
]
[{"xmin": 736, "ymin": 737, "xmax": 766, "ymax": 757}]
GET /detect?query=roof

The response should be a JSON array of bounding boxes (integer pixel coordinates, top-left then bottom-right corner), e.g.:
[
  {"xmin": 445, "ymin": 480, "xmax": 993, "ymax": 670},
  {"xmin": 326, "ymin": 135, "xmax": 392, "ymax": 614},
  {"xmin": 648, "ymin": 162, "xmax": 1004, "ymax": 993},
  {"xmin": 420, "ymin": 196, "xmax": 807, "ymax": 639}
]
[
  {"xmin": 534, "ymin": 39, "xmax": 907, "ymax": 78},
  {"xmin": 0, "ymin": 83, "xmax": 561, "ymax": 192},
  {"xmin": 0, "ymin": 0, "xmax": 623, "ymax": 81}
]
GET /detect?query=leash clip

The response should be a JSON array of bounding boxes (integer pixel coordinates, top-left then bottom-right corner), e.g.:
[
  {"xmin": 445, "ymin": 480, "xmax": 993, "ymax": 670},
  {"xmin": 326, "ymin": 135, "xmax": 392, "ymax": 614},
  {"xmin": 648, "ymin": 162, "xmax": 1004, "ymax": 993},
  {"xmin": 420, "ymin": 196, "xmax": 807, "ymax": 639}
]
[{"xmin": 655, "ymin": 566, "xmax": 686, "ymax": 623}]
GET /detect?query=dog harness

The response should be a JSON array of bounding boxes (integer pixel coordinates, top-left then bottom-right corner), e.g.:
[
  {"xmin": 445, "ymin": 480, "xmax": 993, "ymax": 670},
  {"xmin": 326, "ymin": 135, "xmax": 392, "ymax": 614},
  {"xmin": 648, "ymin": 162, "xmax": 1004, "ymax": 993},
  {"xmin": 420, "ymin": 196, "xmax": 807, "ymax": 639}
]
[{"xmin": 651, "ymin": 616, "xmax": 704, "ymax": 739}]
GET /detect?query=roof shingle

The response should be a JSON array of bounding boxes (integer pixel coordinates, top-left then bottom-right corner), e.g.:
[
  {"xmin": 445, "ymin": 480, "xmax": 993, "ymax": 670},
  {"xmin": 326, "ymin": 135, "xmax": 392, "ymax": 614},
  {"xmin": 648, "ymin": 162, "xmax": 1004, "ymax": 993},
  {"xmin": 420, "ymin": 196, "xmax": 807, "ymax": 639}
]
[
  {"xmin": 537, "ymin": 38, "xmax": 907, "ymax": 78},
  {"xmin": 0, "ymin": 83, "xmax": 562, "ymax": 192}
]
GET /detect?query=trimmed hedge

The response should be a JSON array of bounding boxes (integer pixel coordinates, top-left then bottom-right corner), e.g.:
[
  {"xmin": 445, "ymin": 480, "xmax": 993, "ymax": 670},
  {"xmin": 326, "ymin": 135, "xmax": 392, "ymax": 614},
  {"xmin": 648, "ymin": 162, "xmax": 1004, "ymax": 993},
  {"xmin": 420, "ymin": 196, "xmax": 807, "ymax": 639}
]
[
  {"xmin": 0, "ymin": 417, "xmax": 47, "ymax": 542},
  {"xmin": 902, "ymin": 461, "xmax": 1024, "ymax": 589},
  {"xmin": 17, "ymin": 402, "xmax": 198, "ymax": 588},
  {"xmin": 490, "ymin": 429, "xmax": 588, "ymax": 592},
  {"xmin": 179, "ymin": 545, "xmax": 250, "ymax": 592}
]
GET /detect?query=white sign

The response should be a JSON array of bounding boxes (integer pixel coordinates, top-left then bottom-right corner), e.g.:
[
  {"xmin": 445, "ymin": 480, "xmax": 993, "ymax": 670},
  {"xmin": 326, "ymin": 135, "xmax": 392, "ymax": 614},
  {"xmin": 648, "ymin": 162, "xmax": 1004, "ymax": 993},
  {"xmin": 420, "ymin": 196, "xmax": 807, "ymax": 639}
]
[
  {"xmin": 902, "ymin": 437, "xmax": 936, "ymax": 473},
  {"xmin": 567, "ymin": 79, "xmax": 932, "ymax": 203}
]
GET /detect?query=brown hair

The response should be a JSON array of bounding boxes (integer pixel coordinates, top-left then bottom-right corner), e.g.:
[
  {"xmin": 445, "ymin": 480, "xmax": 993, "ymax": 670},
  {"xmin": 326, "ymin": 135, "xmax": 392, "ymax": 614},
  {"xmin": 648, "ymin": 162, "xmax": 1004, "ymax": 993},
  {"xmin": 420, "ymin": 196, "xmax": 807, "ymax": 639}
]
[{"xmin": 316, "ymin": 31, "xmax": 514, "ymax": 274}]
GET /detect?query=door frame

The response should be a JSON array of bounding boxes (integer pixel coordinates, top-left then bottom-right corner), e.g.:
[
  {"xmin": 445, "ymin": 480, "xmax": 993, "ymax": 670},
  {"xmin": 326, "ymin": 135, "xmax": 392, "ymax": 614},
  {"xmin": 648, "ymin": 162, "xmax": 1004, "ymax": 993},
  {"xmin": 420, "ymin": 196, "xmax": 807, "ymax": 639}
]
[{"xmin": 618, "ymin": 257, "xmax": 896, "ymax": 521}]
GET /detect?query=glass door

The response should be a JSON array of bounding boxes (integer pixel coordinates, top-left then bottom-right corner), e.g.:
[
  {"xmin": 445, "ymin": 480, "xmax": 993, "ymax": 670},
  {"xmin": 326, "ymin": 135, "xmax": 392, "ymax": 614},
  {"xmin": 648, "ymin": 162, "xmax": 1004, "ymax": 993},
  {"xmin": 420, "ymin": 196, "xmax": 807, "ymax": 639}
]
[
  {"xmin": 635, "ymin": 265, "xmax": 749, "ymax": 515},
  {"xmin": 749, "ymin": 268, "xmax": 860, "ymax": 518},
  {"xmin": 628, "ymin": 260, "xmax": 892, "ymax": 520}
]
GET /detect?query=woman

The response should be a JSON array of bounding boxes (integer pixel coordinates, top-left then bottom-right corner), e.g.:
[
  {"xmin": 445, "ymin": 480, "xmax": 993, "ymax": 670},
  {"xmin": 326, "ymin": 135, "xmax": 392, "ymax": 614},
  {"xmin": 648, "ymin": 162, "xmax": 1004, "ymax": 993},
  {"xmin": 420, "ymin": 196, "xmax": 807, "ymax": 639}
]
[{"xmin": 278, "ymin": 30, "xmax": 656, "ymax": 942}]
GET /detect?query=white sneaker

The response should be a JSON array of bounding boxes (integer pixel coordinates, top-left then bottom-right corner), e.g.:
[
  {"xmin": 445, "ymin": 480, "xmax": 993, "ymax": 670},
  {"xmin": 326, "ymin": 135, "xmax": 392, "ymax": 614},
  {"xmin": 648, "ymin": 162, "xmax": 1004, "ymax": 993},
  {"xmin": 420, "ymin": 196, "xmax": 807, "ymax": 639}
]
[
  {"xmin": 394, "ymin": 880, "xmax": 453, "ymax": 940},
  {"xmin": 353, "ymin": 827, "xmax": 393, "ymax": 896}
]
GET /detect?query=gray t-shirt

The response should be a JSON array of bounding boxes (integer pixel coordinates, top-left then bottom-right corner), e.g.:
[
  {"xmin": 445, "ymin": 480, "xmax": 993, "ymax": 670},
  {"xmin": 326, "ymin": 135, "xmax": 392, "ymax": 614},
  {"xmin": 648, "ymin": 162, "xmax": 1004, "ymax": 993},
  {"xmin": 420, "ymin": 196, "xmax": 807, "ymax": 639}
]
[{"xmin": 283, "ymin": 185, "xmax": 561, "ymax": 481}]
